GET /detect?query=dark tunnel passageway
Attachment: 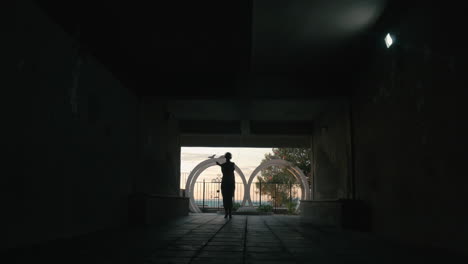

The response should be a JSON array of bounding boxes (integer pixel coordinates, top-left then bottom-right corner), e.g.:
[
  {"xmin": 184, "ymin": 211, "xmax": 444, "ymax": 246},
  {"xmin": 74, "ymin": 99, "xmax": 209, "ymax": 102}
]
[{"xmin": 4, "ymin": 0, "xmax": 468, "ymax": 262}]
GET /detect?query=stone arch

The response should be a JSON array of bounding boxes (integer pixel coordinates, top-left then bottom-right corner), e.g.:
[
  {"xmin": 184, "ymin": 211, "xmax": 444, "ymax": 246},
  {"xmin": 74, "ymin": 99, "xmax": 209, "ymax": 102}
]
[
  {"xmin": 185, "ymin": 158, "xmax": 249, "ymax": 213},
  {"xmin": 242, "ymin": 159, "xmax": 310, "ymax": 208}
]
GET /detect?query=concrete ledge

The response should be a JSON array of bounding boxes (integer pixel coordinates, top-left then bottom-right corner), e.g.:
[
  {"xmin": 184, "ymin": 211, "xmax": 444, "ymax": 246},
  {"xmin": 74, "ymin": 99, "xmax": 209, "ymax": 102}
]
[
  {"xmin": 228, "ymin": 207, "xmax": 273, "ymax": 215},
  {"xmin": 299, "ymin": 199, "xmax": 372, "ymax": 230},
  {"xmin": 300, "ymin": 200, "xmax": 342, "ymax": 226},
  {"xmin": 129, "ymin": 193, "xmax": 189, "ymax": 226}
]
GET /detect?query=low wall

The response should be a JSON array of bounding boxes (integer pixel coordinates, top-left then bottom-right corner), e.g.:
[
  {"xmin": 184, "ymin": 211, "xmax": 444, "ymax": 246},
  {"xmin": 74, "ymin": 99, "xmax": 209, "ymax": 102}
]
[
  {"xmin": 129, "ymin": 193, "xmax": 189, "ymax": 226},
  {"xmin": 300, "ymin": 200, "xmax": 371, "ymax": 230},
  {"xmin": 300, "ymin": 200, "xmax": 342, "ymax": 226}
]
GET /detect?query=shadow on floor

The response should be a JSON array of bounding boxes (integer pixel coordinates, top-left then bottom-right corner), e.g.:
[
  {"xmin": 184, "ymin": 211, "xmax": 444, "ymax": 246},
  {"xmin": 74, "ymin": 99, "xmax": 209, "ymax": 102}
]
[{"xmin": 5, "ymin": 214, "xmax": 467, "ymax": 264}]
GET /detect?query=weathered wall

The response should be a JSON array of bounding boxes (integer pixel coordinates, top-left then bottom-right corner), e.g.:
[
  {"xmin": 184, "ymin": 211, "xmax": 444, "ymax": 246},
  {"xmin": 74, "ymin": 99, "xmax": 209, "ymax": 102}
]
[
  {"xmin": 135, "ymin": 98, "xmax": 181, "ymax": 197},
  {"xmin": 3, "ymin": 1, "xmax": 139, "ymax": 248},
  {"xmin": 308, "ymin": 1, "xmax": 468, "ymax": 254},
  {"xmin": 351, "ymin": 2, "xmax": 468, "ymax": 254},
  {"xmin": 127, "ymin": 97, "xmax": 184, "ymax": 226},
  {"xmin": 311, "ymin": 101, "xmax": 352, "ymax": 200}
]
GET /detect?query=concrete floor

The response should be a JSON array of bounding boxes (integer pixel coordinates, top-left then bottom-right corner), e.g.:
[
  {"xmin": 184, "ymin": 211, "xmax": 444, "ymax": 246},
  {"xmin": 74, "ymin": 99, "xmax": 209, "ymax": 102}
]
[{"xmin": 6, "ymin": 214, "xmax": 466, "ymax": 264}]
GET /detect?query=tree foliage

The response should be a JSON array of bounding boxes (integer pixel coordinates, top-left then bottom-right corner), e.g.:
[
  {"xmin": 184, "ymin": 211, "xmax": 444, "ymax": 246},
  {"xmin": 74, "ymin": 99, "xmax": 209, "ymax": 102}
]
[{"xmin": 256, "ymin": 148, "xmax": 311, "ymax": 207}]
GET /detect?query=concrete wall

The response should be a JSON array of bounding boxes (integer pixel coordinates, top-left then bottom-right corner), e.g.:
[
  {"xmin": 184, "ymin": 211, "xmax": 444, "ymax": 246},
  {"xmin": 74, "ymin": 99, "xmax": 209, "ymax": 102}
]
[
  {"xmin": 307, "ymin": 2, "xmax": 468, "ymax": 254},
  {"xmin": 351, "ymin": 3, "xmax": 468, "ymax": 254},
  {"xmin": 311, "ymin": 102, "xmax": 352, "ymax": 200},
  {"xmin": 135, "ymin": 98, "xmax": 181, "ymax": 197},
  {"xmin": 127, "ymin": 98, "xmax": 184, "ymax": 226},
  {"xmin": 3, "ymin": 1, "xmax": 139, "ymax": 248}
]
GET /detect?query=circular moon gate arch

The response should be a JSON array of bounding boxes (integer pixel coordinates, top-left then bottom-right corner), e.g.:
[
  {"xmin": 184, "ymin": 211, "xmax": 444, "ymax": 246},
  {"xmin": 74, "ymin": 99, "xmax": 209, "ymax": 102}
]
[
  {"xmin": 242, "ymin": 159, "xmax": 310, "ymax": 208},
  {"xmin": 185, "ymin": 158, "xmax": 248, "ymax": 213},
  {"xmin": 186, "ymin": 159, "xmax": 310, "ymax": 213}
]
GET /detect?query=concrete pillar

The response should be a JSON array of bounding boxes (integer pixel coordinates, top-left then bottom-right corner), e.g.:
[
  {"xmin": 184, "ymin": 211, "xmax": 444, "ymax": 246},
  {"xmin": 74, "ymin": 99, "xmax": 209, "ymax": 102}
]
[
  {"xmin": 135, "ymin": 98, "xmax": 180, "ymax": 196},
  {"xmin": 130, "ymin": 98, "xmax": 187, "ymax": 225},
  {"xmin": 311, "ymin": 102, "xmax": 351, "ymax": 200}
]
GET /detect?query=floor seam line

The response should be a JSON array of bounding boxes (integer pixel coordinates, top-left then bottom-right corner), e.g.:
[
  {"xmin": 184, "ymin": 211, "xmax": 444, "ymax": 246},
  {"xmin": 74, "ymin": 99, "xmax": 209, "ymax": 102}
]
[
  {"xmin": 188, "ymin": 216, "xmax": 232, "ymax": 263},
  {"xmin": 262, "ymin": 216, "xmax": 299, "ymax": 264},
  {"xmin": 242, "ymin": 216, "xmax": 248, "ymax": 264}
]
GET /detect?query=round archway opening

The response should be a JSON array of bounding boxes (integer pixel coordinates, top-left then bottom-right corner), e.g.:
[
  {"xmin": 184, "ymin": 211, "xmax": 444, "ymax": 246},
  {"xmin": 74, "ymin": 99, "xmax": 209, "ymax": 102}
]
[{"xmin": 186, "ymin": 158, "xmax": 310, "ymax": 213}]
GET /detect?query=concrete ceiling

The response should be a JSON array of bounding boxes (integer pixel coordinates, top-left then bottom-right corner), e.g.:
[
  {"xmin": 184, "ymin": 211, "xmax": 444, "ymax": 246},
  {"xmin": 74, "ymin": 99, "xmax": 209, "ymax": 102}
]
[
  {"xmin": 33, "ymin": 0, "xmax": 458, "ymax": 147},
  {"xmin": 34, "ymin": 0, "xmax": 399, "ymax": 146},
  {"xmin": 169, "ymin": 98, "xmax": 346, "ymax": 146},
  {"xmin": 252, "ymin": 0, "xmax": 387, "ymax": 72},
  {"xmin": 36, "ymin": 0, "xmax": 393, "ymax": 98},
  {"xmin": 168, "ymin": 98, "xmax": 343, "ymax": 121}
]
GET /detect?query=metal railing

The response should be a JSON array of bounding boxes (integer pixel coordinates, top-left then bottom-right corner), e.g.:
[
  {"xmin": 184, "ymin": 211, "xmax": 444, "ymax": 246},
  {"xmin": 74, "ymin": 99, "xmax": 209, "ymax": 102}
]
[{"xmin": 192, "ymin": 180, "xmax": 302, "ymax": 212}]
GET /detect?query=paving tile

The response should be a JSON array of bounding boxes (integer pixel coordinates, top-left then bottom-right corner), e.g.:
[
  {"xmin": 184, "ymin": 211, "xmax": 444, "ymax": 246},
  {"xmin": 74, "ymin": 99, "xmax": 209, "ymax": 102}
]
[
  {"xmin": 245, "ymin": 252, "xmax": 291, "ymax": 260},
  {"xmin": 210, "ymin": 238, "xmax": 243, "ymax": 242},
  {"xmin": 151, "ymin": 250, "xmax": 198, "ymax": 258},
  {"xmin": 197, "ymin": 251, "xmax": 243, "ymax": 258},
  {"xmin": 246, "ymin": 246, "xmax": 284, "ymax": 253},
  {"xmin": 203, "ymin": 245, "xmax": 244, "ymax": 252},
  {"xmin": 165, "ymin": 244, "xmax": 205, "ymax": 251},
  {"xmin": 207, "ymin": 241, "xmax": 244, "ymax": 246},
  {"xmin": 8, "ymin": 214, "xmax": 467, "ymax": 264},
  {"xmin": 246, "ymin": 261, "xmax": 295, "ymax": 264},
  {"xmin": 191, "ymin": 256, "xmax": 242, "ymax": 264},
  {"xmin": 145, "ymin": 257, "xmax": 192, "ymax": 264}
]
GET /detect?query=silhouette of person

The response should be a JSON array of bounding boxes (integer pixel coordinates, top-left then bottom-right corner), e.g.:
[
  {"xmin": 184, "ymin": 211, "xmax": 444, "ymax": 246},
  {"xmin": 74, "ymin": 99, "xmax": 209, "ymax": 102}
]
[{"xmin": 216, "ymin": 152, "xmax": 235, "ymax": 219}]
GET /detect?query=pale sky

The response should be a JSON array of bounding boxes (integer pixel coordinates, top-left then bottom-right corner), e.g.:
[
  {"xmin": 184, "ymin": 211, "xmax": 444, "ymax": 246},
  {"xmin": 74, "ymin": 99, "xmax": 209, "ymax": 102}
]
[{"xmin": 180, "ymin": 147, "xmax": 273, "ymax": 185}]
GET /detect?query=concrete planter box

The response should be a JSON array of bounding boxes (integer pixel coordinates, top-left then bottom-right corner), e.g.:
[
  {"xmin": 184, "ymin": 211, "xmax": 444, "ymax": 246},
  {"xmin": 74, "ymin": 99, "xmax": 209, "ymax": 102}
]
[
  {"xmin": 129, "ymin": 193, "xmax": 189, "ymax": 226},
  {"xmin": 215, "ymin": 210, "xmax": 273, "ymax": 215},
  {"xmin": 300, "ymin": 200, "xmax": 342, "ymax": 226},
  {"xmin": 299, "ymin": 199, "xmax": 371, "ymax": 230}
]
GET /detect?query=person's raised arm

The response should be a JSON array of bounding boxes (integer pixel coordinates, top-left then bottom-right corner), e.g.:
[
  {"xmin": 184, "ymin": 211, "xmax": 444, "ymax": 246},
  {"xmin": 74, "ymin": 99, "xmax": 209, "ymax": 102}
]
[{"xmin": 216, "ymin": 161, "xmax": 221, "ymax": 166}]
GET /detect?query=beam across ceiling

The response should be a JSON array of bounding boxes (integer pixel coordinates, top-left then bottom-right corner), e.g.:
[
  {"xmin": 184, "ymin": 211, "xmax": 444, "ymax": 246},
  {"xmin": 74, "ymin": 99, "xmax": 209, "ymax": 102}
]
[{"xmin": 181, "ymin": 134, "xmax": 311, "ymax": 148}]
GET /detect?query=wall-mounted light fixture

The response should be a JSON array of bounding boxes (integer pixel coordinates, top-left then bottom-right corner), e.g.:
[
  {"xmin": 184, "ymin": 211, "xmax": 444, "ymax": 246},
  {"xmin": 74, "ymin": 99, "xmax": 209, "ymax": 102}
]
[{"xmin": 385, "ymin": 33, "xmax": 394, "ymax": 48}]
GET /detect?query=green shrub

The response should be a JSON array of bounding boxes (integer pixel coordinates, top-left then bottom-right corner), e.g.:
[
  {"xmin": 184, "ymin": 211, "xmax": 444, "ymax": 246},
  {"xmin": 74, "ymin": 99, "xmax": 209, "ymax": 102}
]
[
  {"xmin": 257, "ymin": 204, "xmax": 273, "ymax": 212},
  {"xmin": 286, "ymin": 201, "xmax": 298, "ymax": 215},
  {"xmin": 232, "ymin": 202, "xmax": 241, "ymax": 211}
]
